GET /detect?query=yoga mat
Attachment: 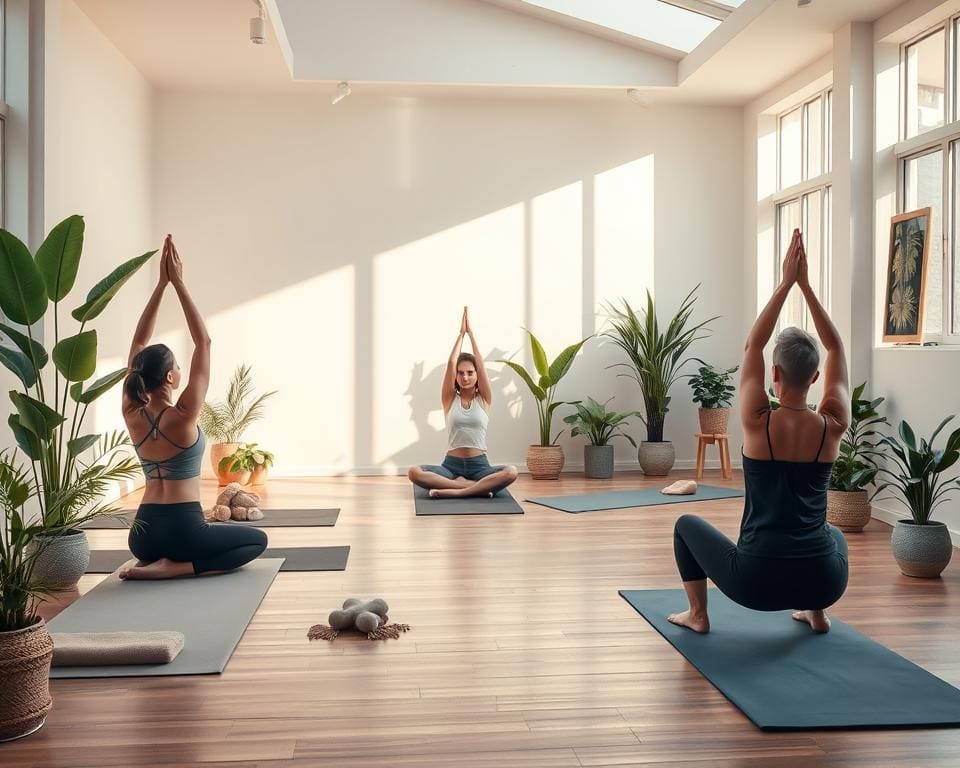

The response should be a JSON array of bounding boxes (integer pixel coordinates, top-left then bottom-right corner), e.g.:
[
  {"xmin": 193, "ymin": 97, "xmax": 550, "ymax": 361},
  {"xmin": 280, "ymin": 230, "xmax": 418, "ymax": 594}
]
[
  {"xmin": 81, "ymin": 508, "xmax": 340, "ymax": 529},
  {"xmin": 85, "ymin": 546, "xmax": 350, "ymax": 573},
  {"xmin": 526, "ymin": 485, "xmax": 744, "ymax": 513},
  {"xmin": 413, "ymin": 486, "xmax": 524, "ymax": 515},
  {"xmin": 48, "ymin": 558, "xmax": 282, "ymax": 678},
  {"xmin": 619, "ymin": 588, "xmax": 960, "ymax": 730}
]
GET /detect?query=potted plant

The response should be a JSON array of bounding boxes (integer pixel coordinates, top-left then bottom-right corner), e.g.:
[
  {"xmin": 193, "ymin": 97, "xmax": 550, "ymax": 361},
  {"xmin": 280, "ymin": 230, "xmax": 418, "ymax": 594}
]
[
  {"xmin": 199, "ymin": 364, "xmax": 276, "ymax": 485},
  {"xmin": 605, "ymin": 288, "xmax": 717, "ymax": 476},
  {"xmin": 220, "ymin": 442, "xmax": 275, "ymax": 486},
  {"xmin": 0, "ymin": 216, "xmax": 147, "ymax": 591},
  {"xmin": 498, "ymin": 330, "xmax": 589, "ymax": 479},
  {"xmin": 688, "ymin": 364, "xmax": 738, "ymax": 434},
  {"xmin": 827, "ymin": 382, "xmax": 886, "ymax": 532},
  {"xmin": 872, "ymin": 417, "xmax": 960, "ymax": 578},
  {"xmin": 563, "ymin": 397, "xmax": 640, "ymax": 479}
]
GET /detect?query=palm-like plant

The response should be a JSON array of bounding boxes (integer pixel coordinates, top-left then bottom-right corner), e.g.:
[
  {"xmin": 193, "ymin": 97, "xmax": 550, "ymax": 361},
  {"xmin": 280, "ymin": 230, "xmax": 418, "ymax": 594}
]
[
  {"xmin": 871, "ymin": 417, "xmax": 960, "ymax": 525},
  {"xmin": 199, "ymin": 365, "xmax": 277, "ymax": 443},
  {"xmin": 604, "ymin": 288, "xmax": 717, "ymax": 443},
  {"xmin": 562, "ymin": 397, "xmax": 640, "ymax": 447},
  {"xmin": 830, "ymin": 382, "xmax": 887, "ymax": 492},
  {"xmin": 0, "ymin": 215, "xmax": 152, "ymax": 529},
  {"xmin": 498, "ymin": 330, "xmax": 589, "ymax": 446}
]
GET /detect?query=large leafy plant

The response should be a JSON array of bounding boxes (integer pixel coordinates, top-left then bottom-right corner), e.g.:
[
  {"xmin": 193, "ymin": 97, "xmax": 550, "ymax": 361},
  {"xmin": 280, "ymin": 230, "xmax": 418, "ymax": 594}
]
[
  {"xmin": 220, "ymin": 442, "xmax": 275, "ymax": 474},
  {"xmin": 604, "ymin": 288, "xmax": 717, "ymax": 443},
  {"xmin": 0, "ymin": 216, "xmax": 148, "ymax": 530},
  {"xmin": 872, "ymin": 417, "xmax": 960, "ymax": 525},
  {"xmin": 199, "ymin": 364, "xmax": 277, "ymax": 443},
  {"xmin": 688, "ymin": 364, "xmax": 738, "ymax": 409},
  {"xmin": 498, "ymin": 330, "xmax": 589, "ymax": 446},
  {"xmin": 830, "ymin": 382, "xmax": 887, "ymax": 492},
  {"xmin": 562, "ymin": 397, "xmax": 640, "ymax": 447}
]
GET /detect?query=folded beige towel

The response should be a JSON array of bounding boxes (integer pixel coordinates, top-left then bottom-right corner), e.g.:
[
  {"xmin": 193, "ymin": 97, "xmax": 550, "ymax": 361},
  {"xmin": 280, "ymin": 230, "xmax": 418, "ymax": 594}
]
[{"xmin": 51, "ymin": 631, "xmax": 185, "ymax": 666}]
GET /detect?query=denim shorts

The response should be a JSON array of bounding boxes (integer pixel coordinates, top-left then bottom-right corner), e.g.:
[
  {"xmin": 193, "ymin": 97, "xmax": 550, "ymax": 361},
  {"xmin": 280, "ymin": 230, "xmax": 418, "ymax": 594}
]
[{"xmin": 420, "ymin": 454, "xmax": 504, "ymax": 482}]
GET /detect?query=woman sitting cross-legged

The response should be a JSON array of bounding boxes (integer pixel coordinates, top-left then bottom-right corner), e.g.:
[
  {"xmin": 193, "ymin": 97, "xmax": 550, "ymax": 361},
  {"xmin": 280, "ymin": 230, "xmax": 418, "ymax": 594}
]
[
  {"xmin": 407, "ymin": 307, "xmax": 518, "ymax": 499},
  {"xmin": 668, "ymin": 229, "xmax": 851, "ymax": 634},
  {"xmin": 119, "ymin": 235, "xmax": 267, "ymax": 580}
]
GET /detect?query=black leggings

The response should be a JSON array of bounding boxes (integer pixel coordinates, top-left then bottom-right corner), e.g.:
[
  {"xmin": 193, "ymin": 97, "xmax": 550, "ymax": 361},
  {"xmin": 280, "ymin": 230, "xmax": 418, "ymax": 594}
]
[
  {"xmin": 129, "ymin": 502, "xmax": 268, "ymax": 575},
  {"xmin": 673, "ymin": 514, "xmax": 848, "ymax": 611}
]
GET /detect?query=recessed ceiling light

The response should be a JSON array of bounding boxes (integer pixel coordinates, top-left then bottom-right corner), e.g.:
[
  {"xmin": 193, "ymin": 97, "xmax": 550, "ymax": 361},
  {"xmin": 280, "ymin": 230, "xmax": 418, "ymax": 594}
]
[{"xmin": 332, "ymin": 82, "xmax": 352, "ymax": 105}]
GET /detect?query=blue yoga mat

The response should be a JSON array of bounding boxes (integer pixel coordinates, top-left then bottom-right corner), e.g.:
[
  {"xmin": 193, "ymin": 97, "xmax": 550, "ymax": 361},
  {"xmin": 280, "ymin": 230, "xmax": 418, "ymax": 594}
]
[
  {"xmin": 619, "ymin": 588, "xmax": 960, "ymax": 730},
  {"xmin": 526, "ymin": 485, "xmax": 744, "ymax": 513}
]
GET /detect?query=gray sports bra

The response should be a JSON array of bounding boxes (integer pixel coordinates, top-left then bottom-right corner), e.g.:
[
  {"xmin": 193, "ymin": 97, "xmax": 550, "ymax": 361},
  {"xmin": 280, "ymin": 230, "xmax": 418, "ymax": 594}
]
[{"xmin": 133, "ymin": 407, "xmax": 205, "ymax": 481}]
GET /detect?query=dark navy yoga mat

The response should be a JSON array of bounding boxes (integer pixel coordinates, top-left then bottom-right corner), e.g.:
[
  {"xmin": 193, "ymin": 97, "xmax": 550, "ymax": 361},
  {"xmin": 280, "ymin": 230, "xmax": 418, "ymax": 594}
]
[
  {"xmin": 414, "ymin": 486, "xmax": 523, "ymax": 515},
  {"xmin": 527, "ymin": 485, "xmax": 743, "ymax": 513},
  {"xmin": 82, "ymin": 508, "xmax": 340, "ymax": 529},
  {"xmin": 619, "ymin": 588, "xmax": 960, "ymax": 730},
  {"xmin": 86, "ymin": 546, "xmax": 350, "ymax": 573}
]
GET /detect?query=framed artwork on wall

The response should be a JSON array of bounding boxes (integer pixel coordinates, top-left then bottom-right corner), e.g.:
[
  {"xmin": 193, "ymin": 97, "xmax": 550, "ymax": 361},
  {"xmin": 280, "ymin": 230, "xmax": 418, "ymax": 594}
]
[{"xmin": 882, "ymin": 207, "xmax": 932, "ymax": 343}]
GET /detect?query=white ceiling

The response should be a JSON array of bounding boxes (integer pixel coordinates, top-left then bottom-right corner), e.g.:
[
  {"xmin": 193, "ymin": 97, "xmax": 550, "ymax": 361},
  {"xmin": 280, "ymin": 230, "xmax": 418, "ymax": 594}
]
[{"xmin": 73, "ymin": 0, "xmax": 921, "ymax": 104}]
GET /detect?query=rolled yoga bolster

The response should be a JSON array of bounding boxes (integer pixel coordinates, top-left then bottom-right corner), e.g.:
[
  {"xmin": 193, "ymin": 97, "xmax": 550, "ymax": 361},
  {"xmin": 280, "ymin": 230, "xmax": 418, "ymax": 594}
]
[{"xmin": 51, "ymin": 631, "xmax": 185, "ymax": 666}]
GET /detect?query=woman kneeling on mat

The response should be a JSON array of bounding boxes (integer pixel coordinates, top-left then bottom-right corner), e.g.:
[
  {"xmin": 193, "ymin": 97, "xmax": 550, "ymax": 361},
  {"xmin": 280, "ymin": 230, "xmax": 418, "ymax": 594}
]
[
  {"xmin": 408, "ymin": 307, "xmax": 518, "ymax": 498},
  {"xmin": 119, "ymin": 235, "xmax": 267, "ymax": 579},
  {"xmin": 668, "ymin": 229, "xmax": 850, "ymax": 634}
]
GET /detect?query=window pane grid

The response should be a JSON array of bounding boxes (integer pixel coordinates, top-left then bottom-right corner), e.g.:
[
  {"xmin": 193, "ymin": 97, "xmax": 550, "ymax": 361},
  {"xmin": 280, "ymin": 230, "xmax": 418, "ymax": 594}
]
[
  {"xmin": 902, "ymin": 149, "xmax": 944, "ymax": 336},
  {"xmin": 905, "ymin": 28, "xmax": 946, "ymax": 140}
]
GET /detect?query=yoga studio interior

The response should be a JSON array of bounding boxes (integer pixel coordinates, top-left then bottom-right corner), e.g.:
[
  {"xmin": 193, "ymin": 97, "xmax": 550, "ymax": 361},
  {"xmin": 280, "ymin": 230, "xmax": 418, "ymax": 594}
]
[{"xmin": 3, "ymin": 0, "xmax": 960, "ymax": 764}]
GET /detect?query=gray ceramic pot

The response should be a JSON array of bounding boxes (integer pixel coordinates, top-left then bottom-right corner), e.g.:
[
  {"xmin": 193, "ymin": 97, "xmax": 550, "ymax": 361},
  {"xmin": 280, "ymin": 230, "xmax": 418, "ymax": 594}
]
[
  {"xmin": 638, "ymin": 441, "xmax": 675, "ymax": 476},
  {"xmin": 891, "ymin": 520, "xmax": 953, "ymax": 578},
  {"xmin": 30, "ymin": 530, "xmax": 91, "ymax": 589},
  {"xmin": 584, "ymin": 445, "xmax": 614, "ymax": 479}
]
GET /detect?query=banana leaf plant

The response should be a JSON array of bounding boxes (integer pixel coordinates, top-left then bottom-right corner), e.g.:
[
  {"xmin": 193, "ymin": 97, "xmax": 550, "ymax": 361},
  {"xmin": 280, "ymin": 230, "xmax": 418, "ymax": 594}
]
[
  {"xmin": 0, "ymin": 215, "xmax": 151, "ymax": 531},
  {"xmin": 870, "ymin": 417, "xmax": 960, "ymax": 525},
  {"xmin": 498, "ymin": 330, "xmax": 590, "ymax": 446}
]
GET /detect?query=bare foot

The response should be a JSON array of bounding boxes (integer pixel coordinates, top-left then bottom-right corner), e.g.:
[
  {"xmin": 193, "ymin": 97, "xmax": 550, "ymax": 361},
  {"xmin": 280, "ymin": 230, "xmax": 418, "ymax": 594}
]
[
  {"xmin": 452, "ymin": 476, "xmax": 473, "ymax": 489},
  {"xmin": 667, "ymin": 609, "xmax": 710, "ymax": 634},
  {"xmin": 792, "ymin": 609, "xmax": 831, "ymax": 633},
  {"xmin": 118, "ymin": 557, "xmax": 195, "ymax": 580},
  {"xmin": 429, "ymin": 488, "xmax": 464, "ymax": 499}
]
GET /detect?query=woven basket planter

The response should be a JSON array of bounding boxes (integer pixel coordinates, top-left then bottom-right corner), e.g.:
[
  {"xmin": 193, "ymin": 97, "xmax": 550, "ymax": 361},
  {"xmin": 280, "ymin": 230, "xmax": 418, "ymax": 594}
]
[
  {"xmin": 30, "ymin": 530, "xmax": 90, "ymax": 590},
  {"xmin": 826, "ymin": 490, "xmax": 872, "ymax": 532},
  {"xmin": 0, "ymin": 619, "xmax": 54, "ymax": 742},
  {"xmin": 891, "ymin": 520, "xmax": 953, "ymax": 578},
  {"xmin": 698, "ymin": 407, "xmax": 730, "ymax": 435},
  {"xmin": 527, "ymin": 445, "xmax": 564, "ymax": 480},
  {"xmin": 638, "ymin": 441, "xmax": 675, "ymax": 476}
]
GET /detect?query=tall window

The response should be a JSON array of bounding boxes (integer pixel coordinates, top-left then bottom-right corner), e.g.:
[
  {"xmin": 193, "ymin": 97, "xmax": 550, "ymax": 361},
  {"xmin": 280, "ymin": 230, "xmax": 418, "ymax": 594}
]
[
  {"xmin": 898, "ymin": 17, "xmax": 960, "ymax": 341},
  {"xmin": 775, "ymin": 88, "xmax": 833, "ymax": 332},
  {"xmin": 0, "ymin": 0, "xmax": 6, "ymax": 227}
]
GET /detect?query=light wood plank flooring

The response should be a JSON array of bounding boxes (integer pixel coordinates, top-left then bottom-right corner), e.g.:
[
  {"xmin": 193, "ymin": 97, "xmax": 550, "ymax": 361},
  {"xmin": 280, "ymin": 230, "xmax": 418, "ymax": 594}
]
[{"xmin": 7, "ymin": 471, "xmax": 960, "ymax": 767}]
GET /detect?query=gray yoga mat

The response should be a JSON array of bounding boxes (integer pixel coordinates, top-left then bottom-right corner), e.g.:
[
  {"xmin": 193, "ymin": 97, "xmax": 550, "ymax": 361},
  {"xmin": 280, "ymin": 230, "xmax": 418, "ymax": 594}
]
[
  {"xmin": 619, "ymin": 588, "xmax": 960, "ymax": 730},
  {"xmin": 48, "ymin": 558, "xmax": 282, "ymax": 678},
  {"xmin": 85, "ymin": 546, "xmax": 350, "ymax": 573},
  {"xmin": 526, "ymin": 485, "xmax": 744, "ymax": 513},
  {"xmin": 82, "ymin": 508, "xmax": 340, "ymax": 529},
  {"xmin": 413, "ymin": 486, "xmax": 524, "ymax": 515}
]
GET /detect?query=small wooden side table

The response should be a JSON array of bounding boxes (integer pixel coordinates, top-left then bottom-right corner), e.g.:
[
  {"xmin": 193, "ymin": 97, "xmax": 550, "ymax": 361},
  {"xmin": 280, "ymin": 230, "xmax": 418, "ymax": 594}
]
[{"xmin": 695, "ymin": 433, "xmax": 732, "ymax": 480}]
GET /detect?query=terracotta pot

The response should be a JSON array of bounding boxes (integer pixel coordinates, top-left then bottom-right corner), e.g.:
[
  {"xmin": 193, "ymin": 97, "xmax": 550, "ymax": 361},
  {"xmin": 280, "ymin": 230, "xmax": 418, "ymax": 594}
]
[
  {"xmin": 30, "ymin": 530, "xmax": 90, "ymax": 590},
  {"xmin": 826, "ymin": 489, "xmax": 871, "ymax": 532},
  {"xmin": 891, "ymin": 520, "xmax": 953, "ymax": 578},
  {"xmin": 698, "ymin": 407, "xmax": 730, "ymax": 435},
  {"xmin": 527, "ymin": 445, "xmax": 564, "ymax": 480},
  {"xmin": 249, "ymin": 465, "xmax": 269, "ymax": 486},
  {"xmin": 638, "ymin": 441, "xmax": 675, "ymax": 476},
  {"xmin": 210, "ymin": 442, "xmax": 250, "ymax": 486},
  {"xmin": 0, "ymin": 618, "xmax": 53, "ymax": 742}
]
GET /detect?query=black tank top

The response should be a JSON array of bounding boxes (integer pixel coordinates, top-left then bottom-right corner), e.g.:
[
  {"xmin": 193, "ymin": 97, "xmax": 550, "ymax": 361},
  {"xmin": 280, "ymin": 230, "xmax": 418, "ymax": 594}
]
[{"xmin": 738, "ymin": 410, "xmax": 838, "ymax": 559}]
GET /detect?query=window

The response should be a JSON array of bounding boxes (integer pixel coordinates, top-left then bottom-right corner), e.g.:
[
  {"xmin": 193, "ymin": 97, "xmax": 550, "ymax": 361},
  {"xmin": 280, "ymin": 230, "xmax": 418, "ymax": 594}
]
[
  {"xmin": 903, "ymin": 150, "xmax": 943, "ymax": 335},
  {"xmin": 904, "ymin": 28, "xmax": 946, "ymax": 139},
  {"xmin": 772, "ymin": 87, "xmax": 833, "ymax": 333}
]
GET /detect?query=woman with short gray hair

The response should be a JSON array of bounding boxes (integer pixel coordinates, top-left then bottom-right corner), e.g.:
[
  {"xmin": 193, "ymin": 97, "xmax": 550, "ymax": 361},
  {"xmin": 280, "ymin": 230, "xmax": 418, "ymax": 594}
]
[{"xmin": 668, "ymin": 229, "xmax": 851, "ymax": 634}]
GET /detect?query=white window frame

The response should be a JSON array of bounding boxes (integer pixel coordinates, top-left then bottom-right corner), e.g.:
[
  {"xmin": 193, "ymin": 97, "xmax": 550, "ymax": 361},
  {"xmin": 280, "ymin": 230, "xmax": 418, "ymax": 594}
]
[
  {"xmin": 773, "ymin": 87, "xmax": 833, "ymax": 332},
  {"xmin": 897, "ymin": 15, "xmax": 960, "ymax": 345}
]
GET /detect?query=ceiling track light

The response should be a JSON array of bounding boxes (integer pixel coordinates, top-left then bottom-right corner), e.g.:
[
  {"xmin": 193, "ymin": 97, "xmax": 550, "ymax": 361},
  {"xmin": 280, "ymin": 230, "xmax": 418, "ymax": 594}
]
[
  {"xmin": 250, "ymin": 0, "xmax": 266, "ymax": 45},
  {"xmin": 332, "ymin": 81, "xmax": 352, "ymax": 105},
  {"xmin": 797, "ymin": 0, "xmax": 813, "ymax": 6}
]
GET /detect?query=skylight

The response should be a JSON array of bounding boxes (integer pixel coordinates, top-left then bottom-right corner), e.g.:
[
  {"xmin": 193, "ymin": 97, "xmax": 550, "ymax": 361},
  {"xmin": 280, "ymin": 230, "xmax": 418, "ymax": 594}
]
[{"xmin": 520, "ymin": 0, "xmax": 745, "ymax": 54}]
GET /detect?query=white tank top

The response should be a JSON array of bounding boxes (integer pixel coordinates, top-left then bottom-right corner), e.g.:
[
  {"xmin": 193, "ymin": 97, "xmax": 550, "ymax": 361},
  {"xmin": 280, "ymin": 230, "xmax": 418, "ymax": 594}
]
[{"xmin": 447, "ymin": 394, "xmax": 488, "ymax": 451}]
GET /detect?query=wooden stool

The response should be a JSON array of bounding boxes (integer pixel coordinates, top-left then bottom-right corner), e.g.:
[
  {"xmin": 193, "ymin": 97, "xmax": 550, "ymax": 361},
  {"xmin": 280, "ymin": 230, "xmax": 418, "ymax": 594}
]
[{"xmin": 695, "ymin": 433, "xmax": 732, "ymax": 480}]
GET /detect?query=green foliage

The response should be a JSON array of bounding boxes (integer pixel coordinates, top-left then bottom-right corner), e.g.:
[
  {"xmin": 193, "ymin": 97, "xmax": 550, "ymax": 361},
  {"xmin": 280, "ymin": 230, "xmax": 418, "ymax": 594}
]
[
  {"xmin": 219, "ymin": 442, "xmax": 275, "ymax": 474},
  {"xmin": 830, "ymin": 382, "xmax": 887, "ymax": 492},
  {"xmin": 871, "ymin": 416, "xmax": 960, "ymax": 525},
  {"xmin": 688, "ymin": 364, "xmax": 738, "ymax": 409},
  {"xmin": 766, "ymin": 387, "xmax": 816, "ymax": 411},
  {"xmin": 562, "ymin": 397, "xmax": 640, "ymax": 447},
  {"xmin": 0, "ymin": 216, "xmax": 151, "ymax": 629},
  {"xmin": 498, "ymin": 330, "xmax": 590, "ymax": 446},
  {"xmin": 199, "ymin": 365, "xmax": 277, "ymax": 443},
  {"xmin": 604, "ymin": 288, "xmax": 717, "ymax": 442}
]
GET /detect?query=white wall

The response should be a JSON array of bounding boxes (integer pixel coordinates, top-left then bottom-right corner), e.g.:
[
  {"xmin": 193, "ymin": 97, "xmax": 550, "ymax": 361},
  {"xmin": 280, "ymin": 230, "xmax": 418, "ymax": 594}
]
[
  {"xmin": 38, "ymin": 0, "xmax": 154, "ymax": 492},
  {"xmin": 153, "ymin": 91, "xmax": 743, "ymax": 476}
]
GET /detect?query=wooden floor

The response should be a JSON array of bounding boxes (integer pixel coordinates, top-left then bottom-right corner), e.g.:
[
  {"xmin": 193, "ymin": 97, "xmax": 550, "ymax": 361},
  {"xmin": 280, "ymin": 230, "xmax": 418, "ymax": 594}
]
[{"xmin": 7, "ymin": 470, "xmax": 960, "ymax": 767}]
